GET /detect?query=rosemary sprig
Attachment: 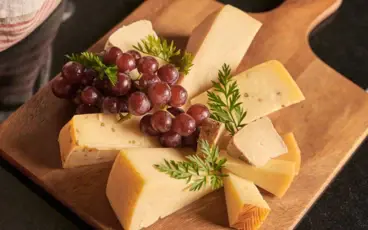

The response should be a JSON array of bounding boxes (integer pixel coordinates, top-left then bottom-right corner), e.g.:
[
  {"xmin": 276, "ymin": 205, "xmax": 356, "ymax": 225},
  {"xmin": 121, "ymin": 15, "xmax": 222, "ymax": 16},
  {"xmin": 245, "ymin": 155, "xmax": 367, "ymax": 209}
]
[
  {"xmin": 66, "ymin": 52, "xmax": 118, "ymax": 85},
  {"xmin": 133, "ymin": 35, "xmax": 194, "ymax": 75},
  {"xmin": 207, "ymin": 64, "xmax": 247, "ymax": 136},
  {"xmin": 154, "ymin": 140, "xmax": 227, "ymax": 191}
]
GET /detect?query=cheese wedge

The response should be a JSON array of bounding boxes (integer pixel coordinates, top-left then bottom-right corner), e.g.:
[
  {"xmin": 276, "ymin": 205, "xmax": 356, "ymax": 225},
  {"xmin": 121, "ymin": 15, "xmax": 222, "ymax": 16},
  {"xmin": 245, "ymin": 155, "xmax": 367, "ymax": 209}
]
[
  {"xmin": 197, "ymin": 118, "xmax": 225, "ymax": 154},
  {"xmin": 223, "ymin": 169, "xmax": 270, "ymax": 230},
  {"xmin": 276, "ymin": 132, "xmax": 301, "ymax": 175},
  {"xmin": 58, "ymin": 114, "xmax": 159, "ymax": 168},
  {"xmin": 191, "ymin": 60, "xmax": 305, "ymax": 123},
  {"xmin": 180, "ymin": 5, "xmax": 262, "ymax": 99},
  {"xmin": 227, "ymin": 117, "xmax": 287, "ymax": 167},
  {"xmin": 106, "ymin": 148, "xmax": 212, "ymax": 230},
  {"xmin": 105, "ymin": 20, "xmax": 167, "ymax": 79},
  {"xmin": 222, "ymin": 152, "xmax": 295, "ymax": 198}
]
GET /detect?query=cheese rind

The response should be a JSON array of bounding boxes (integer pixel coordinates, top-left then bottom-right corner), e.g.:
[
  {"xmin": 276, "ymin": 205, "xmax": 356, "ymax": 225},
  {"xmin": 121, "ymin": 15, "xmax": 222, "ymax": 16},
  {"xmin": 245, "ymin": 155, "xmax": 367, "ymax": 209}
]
[
  {"xmin": 276, "ymin": 132, "xmax": 301, "ymax": 175},
  {"xmin": 106, "ymin": 148, "xmax": 212, "ymax": 230},
  {"xmin": 58, "ymin": 114, "xmax": 159, "ymax": 168},
  {"xmin": 227, "ymin": 117, "xmax": 287, "ymax": 167},
  {"xmin": 191, "ymin": 60, "xmax": 305, "ymax": 123},
  {"xmin": 222, "ymin": 152, "xmax": 295, "ymax": 198},
  {"xmin": 223, "ymin": 169, "xmax": 270, "ymax": 230},
  {"xmin": 180, "ymin": 5, "xmax": 262, "ymax": 99}
]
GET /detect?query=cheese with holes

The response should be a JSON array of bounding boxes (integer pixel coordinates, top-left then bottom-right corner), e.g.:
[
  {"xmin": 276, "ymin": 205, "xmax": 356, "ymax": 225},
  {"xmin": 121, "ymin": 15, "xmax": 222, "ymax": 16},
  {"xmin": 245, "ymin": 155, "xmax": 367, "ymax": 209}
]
[
  {"xmin": 58, "ymin": 114, "xmax": 159, "ymax": 168},
  {"xmin": 227, "ymin": 117, "xmax": 287, "ymax": 167},
  {"xmin": 106, "ymin": 148, "xmax": 212, "ymax": 230},
  {"xmin": 105, "ymin": 20, "xmax": 167, "ymax": 79},
  {"xmin": 180, "ymin": 5, "xmax": 262, "ymax": 99},
  {"xmin": 223, "ymin": 169, "xmax": 270, "ymax": 230},
  {"xmin": 276, "ymin": 132, "xmax": 301, "ymax": 175},
  {"xmin": 191, "ymin": 60, "xmax": 305, "ymax": 123},
  {"xmin": 222, "ymin": 151, "xmax": 295, "ymax": 198},
  {"xmin": 197, "ymin": 118, "xmax": 225, "ymax": 154}
]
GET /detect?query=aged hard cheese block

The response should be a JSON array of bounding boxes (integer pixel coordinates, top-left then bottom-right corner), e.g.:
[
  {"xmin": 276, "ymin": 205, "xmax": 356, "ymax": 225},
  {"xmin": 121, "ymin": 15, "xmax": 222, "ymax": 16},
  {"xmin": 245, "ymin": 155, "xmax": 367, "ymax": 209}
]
[
  {"xmin": 58, "ymin": 114, "xmax": 159, "ymax": 168},
  {"xmin": 276, "ymin": 132, "xmax": 301, "ymax": 175},
  {"xmin": 197, "ymin": 118, "xmax": 225, "ymax": 154},
  {"xmin": 180, "ymin": 5, "xmax": 262, "ymax": 99},
  {"xmin": 106, "ymin": 148, "xmax": 212, "ymax": 230},
  {"xmin": 223, "ymin": 169, "xmax": 270, "ymax": 230},
  {"xmin": 227, "ymin": 117, "xmax": 287, "ymax": 167},
  {"xmin": 222, "ymin": 152, "xmax": 295, "ymax": 198},
  {"xmin": 191, "ymin": 60, "xmax": 305, "ymax": 123}
]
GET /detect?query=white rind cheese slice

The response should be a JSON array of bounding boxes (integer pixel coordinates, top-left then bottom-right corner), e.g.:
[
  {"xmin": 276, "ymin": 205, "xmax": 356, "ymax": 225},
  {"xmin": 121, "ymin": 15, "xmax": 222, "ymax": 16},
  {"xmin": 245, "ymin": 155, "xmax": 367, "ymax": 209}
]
[
  {"xmin": 58, "ymin": 114, "xmax": 159, "ymax": 168},
  {"xmin": 106, "ymin": 148, "xmax": 212, "ymax": 230},
  {"xmin": 191, "ymin": 60, "xmax": 305, "ymax": 123},
  {"xmin": 222, "ymin": 152, "xmax": 295, "ymax": 198},
  {"xmin": 276, "ymin": 132, "xmax": 301, "ymax": 175},
  {"xmin": 223, "ymin": 169, "xmax": 270, "ymax": 230},
  {"xmin": 180, "ymin": 5, "xmax": 262, "ymax": 99},
  {"xmin": 227, "ymin": 117, "xmax": 287, "ymax": 167}
]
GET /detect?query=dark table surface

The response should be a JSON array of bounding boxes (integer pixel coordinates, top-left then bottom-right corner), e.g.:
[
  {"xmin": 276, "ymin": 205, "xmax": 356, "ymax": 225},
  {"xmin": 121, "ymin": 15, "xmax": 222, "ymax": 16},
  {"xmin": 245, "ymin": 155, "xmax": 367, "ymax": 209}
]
[{"xmin": 0, "ymin": 0, "xmax": 367, "ymax": 229}]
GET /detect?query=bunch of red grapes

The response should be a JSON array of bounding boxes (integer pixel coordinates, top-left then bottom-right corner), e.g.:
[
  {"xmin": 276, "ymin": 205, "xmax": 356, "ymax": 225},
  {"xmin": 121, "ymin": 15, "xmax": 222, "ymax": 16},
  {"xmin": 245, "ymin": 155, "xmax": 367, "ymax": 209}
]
[{"xmin": 52, "ymin": 46, "xmax": 210, "ymax": 148}]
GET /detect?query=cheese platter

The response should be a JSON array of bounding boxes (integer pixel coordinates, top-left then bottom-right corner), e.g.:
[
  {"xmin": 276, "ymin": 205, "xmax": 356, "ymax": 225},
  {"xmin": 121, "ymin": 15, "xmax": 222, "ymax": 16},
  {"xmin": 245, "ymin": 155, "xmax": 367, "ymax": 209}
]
[{"xmin": 1, "ymin": 0, "xmax": 368, "ymax": 230}]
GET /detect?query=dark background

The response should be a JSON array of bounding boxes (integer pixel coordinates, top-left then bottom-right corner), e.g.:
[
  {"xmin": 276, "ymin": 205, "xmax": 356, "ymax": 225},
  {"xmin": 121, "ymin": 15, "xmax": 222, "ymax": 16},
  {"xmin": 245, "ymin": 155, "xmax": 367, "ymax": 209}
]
[{"xmin": 0, "ymin": 0, "xmax": 367, "ymax": 229}]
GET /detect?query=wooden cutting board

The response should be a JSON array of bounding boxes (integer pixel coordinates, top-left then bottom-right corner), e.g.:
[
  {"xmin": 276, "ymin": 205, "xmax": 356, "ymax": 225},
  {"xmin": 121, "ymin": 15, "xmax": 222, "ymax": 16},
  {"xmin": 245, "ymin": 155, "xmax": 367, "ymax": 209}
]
[{"xmin": 1, "ymin": 0, "xmax": 368, "ymax": 229}]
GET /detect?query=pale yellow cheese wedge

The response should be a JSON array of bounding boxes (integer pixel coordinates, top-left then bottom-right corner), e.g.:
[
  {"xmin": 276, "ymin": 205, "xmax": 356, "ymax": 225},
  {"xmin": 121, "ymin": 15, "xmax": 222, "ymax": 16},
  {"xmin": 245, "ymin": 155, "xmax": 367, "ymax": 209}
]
[
  {"xmin": 58, "ymin": 114, "xmax": 159, "ymax": 168},
  {"xmin": 191, "ymin": 60, "xmax": 305, "ymax": 123},
  {"xmin": 105, "ymin": 20, "xmax": 167, "ymax": 79},
  {"xmin": 222, "ymin": 151, "xmax": 295, "ymax": 198},
  {"xmin": 223, "ymin": 169, "xmax": 270, "ymax": 230},
  {"xmin": 180, "ymin": 5, "xmax": 262, "ymax": 99},
  {"xmin": 106, "ymin": 148, "xmax": 212, "ymax": 230},
  {"xmin": 227, "ymin": 117, "xmax": 287, "ymax": 167},
  {"xmin": 276, "ymin": 132, "xmax": 301, "ymax": 175}
]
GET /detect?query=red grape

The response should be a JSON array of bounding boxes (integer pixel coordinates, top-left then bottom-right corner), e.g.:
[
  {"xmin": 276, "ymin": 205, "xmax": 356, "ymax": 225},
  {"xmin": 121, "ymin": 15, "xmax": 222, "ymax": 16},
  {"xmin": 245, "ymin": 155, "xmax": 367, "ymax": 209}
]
[
  {"xmin": 167, "ymin": 107, "xmax": 184, "ymax": 117},
  {"xmin": 93, "ymin": 78, "xmax": 109, "ymax": 94},
  {"xmin": 151, "ymin": 110, "xmax": 172, "ymax": 133},
  {"xmin": 72, "ymin": 91, "xmax": 82, "ymax": 105},
  {"xmin": 137, "ymin": 56, "xmax": 159, "ymax": 74},
  {"xmin": 157, "ymin": 64, "xmax": 179, "ymax": 85},
  {"xmin": 126, "ymin": 50, "xmax": 141, "ymax": 61},
  {"xmin": 140, "ymin": 114, "xmax": 160, "ymax": 136},
  {"xmin": 52, "ymin": 76, "xmax": 77, "ymax": 99},
  {"xmin": 118, "ymin": 97, "xmax": 129, "ymax": 113},
  {"xmin": 80, "ymin": 86, "xmax": 101, "ymax": 105},
  {"xmin": 169, "ymin": 85, "xmax": 187, "ymax": 107},
  {"xmin": 62, "ymin": 61, "xmax": 84, "ymax": 84},
  {"xmin": 109, "ymin": 72, "xmax": 131, "ymax": 96},
  {"xmin": 116, "ymin": 53, "xmax": 136, "ymax": 73},
  {"xmin": 147, "ymin": 82, "xmax": 171, "ymax": 105},
  {"xmin": 76, "ymin": 104, "xmax": 100, "ymax": 114},
  {"xmin": 159, "ymin": 131, "xmax": 182, "ymax": 147},
  {"xmin": 103, "ymin": 46, "xmax": 123, "ymax": 65},
  {"xmin": 128, "ymin": 92, "xmax": 151, "ymax": 116},
  {"xmin": 187, "ymin": 104, "xmax": 210, "ymax": 125},
  {"xmin": 82, "ymin": 68, "xmax": 98, "ymax": 85},
  {"xmin": 171, "ymin": 113, "xmax": 196, "ymax": 136},
  {"xmin": 138, "ymin": 73, "xmax": 161, "ymax": 90},
  {"xmin": 102, "ymin": 97, "xmax": 120, "ymax": 113},
  {"xmin": 182, "ymin": 128, "xmax": 200, "ymax": 150}
]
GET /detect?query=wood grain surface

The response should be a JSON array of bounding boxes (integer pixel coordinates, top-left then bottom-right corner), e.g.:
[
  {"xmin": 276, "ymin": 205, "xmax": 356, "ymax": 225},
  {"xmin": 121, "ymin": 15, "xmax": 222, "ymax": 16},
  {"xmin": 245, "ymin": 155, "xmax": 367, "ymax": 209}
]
[{"xmin": 1, "ymin": 0, "xmax": 368, "ymax": 229}]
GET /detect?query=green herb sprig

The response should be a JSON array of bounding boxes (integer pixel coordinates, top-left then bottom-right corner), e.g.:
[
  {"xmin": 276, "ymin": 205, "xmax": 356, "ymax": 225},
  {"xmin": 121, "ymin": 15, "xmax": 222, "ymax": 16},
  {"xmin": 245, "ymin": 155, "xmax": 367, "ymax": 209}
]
[
  {"xmin": 207, "ymin": 64, "xmax": 247, "ymax": 136},
  {"xmin": 154, "ymin": 140, "xmax": 227, "ymax": 191},
  {"xmin": 133, "ymin": 35, "xmax": 194, "ymax": 75},
  {"xmin": 66, "ymin": 52, "xmax": 118, "ymax": 85}
]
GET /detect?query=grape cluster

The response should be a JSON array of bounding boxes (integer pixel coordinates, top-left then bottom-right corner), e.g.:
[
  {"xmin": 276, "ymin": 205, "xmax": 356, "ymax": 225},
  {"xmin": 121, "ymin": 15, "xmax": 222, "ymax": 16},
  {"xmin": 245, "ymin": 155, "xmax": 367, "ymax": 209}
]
[
  {"xmin": 53, "ymin": 46, "xmax": 210, "ymax": 148},
  {"xmin": 140, "ymin": 103, "xmax": 210, "ymax": 148}
]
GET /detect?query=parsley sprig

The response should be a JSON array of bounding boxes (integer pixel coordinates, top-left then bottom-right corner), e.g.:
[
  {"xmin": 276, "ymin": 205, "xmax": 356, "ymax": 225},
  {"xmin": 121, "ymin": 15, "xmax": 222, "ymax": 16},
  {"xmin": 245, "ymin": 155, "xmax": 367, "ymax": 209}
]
[
  {"xmin": 66, "ymin": 52, "xmax": 118, "ymax": 85},
  {"xmin": 154, "ymin": 140, "xmax": 227, "ymax": 191},
  {"xmin": 133, "ymin": 35, "xmax": 194, "ymax": 75},
  {"xmin": 207, "ymin": 64, "xmax": 247, "ymax": 136}
]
